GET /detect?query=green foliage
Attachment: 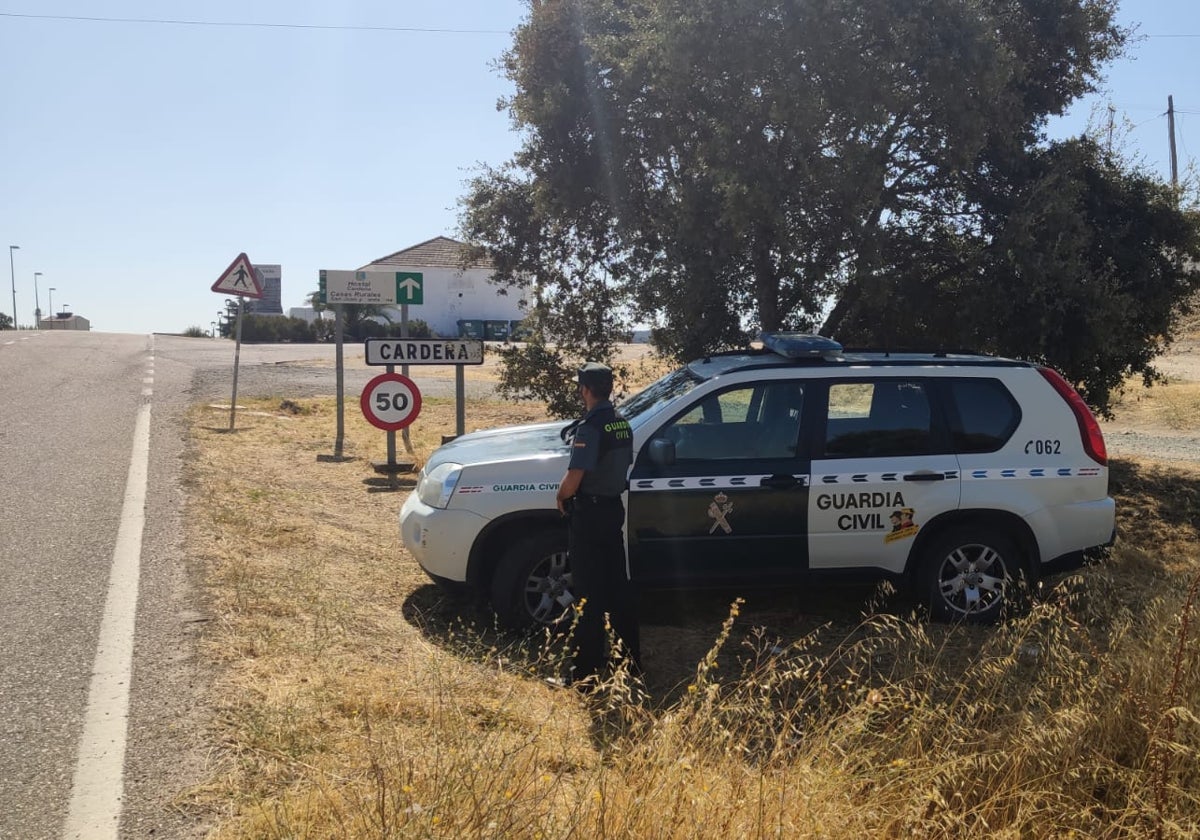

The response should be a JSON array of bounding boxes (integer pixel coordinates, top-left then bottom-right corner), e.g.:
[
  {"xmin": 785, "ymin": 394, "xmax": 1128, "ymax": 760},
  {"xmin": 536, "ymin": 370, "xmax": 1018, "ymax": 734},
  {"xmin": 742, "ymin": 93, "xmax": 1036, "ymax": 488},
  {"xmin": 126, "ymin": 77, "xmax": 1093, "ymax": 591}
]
[
  {"xmin": 385, "ymin": 318, "xmax": 433, "ymax": 339},
  {"xmin": 826, "ymin": 139, "xmax": 1200, "ymax": 415},
  {"xmin": 461, "ymin": 0, "xmax": 1150, "ymax": 410},
  {"xmin": 183, "ymin": 325, "xmax": 209, "ymax": 338},
  {"xmin": 238, "ymin": 315, "xmax": 317, "ymax": 344},
  {"xmin": 494, "ymin": 337, "xmax": 579, "ymax": 418},
  {"xmin": 0, "ymin": 311, "xmax": 13, "ymax": 330}
]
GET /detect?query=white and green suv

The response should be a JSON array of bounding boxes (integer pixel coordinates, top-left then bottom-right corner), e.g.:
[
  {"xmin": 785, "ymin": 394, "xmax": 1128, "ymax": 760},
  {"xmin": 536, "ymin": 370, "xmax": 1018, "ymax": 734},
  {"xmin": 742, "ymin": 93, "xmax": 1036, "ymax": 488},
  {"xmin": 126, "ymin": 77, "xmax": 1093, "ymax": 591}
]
[{"xmin": 399, "ymin": 334, "xmax": 1115, "ymax": 626}]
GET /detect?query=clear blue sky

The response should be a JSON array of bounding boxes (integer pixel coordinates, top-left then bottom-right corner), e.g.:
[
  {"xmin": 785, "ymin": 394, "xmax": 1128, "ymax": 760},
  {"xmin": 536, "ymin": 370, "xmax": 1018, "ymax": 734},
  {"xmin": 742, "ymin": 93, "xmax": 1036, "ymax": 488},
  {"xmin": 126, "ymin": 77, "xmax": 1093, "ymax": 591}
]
[{"xmin": 0, "ymin": 1, "xmax": 1196, "ymax": 335}]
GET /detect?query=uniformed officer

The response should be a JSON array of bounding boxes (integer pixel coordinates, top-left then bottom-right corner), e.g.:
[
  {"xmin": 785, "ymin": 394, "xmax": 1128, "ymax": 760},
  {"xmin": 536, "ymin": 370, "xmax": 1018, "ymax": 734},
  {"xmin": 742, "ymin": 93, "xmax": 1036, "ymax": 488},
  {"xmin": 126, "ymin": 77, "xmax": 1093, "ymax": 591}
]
[{"xmin": 555, "ymin": 362, "xmax": 639, "ymax": 684}]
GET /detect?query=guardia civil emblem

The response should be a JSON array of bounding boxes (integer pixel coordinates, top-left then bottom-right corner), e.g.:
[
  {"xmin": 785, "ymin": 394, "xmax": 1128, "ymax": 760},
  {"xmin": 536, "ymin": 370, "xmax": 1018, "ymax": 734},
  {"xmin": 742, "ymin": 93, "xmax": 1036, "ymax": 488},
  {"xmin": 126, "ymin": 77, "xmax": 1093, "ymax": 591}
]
[{"xmin": 707, "ymin": 492, "xmax": 734, "ymax": 534}]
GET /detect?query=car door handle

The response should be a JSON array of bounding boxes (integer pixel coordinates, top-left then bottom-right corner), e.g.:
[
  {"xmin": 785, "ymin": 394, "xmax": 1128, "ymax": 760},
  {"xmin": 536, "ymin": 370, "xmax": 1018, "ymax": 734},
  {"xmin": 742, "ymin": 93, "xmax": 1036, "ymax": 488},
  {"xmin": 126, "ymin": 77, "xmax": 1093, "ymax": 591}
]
[
  {"xmin": 903, "ymin": 472, "xmax": 946, "ymax": 482},
  {"xmin": 760, "ymin": 474, "xmax": 801, "ymax": 489}
]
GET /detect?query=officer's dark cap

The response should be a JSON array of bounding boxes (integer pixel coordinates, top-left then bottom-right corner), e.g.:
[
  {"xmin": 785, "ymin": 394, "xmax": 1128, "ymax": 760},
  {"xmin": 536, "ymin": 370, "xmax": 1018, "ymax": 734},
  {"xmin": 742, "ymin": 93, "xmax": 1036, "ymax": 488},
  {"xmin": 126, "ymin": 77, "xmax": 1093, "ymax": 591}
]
[{"xmin": 577, "ymin": 361, "xmax": 614, "ymax": 391}]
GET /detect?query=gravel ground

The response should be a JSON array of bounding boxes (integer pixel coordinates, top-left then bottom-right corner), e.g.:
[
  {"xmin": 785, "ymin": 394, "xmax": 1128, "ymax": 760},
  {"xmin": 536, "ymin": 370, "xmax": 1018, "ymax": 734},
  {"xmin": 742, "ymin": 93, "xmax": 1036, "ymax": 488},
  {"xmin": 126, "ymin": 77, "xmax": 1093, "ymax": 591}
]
[
  {"xmin": 1100, "ymin": 427, "xmax": 1200, "ymax": 464},
  {"xmin": 1100, "ymin": 336, "xmax": 1200, "ymax": 465}
]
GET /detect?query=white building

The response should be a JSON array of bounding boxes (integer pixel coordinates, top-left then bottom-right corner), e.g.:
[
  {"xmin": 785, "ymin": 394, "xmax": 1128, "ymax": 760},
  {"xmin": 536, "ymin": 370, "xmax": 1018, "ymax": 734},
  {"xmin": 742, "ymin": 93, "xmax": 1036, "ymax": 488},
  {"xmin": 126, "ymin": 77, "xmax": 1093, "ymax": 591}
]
[
  {"xmin": 359, "ymin": 236, "xmax": 527, "ymax": 339},
  {"xmin": 40, "ymin": 312, "xmax": 90, "ymax": 331}
]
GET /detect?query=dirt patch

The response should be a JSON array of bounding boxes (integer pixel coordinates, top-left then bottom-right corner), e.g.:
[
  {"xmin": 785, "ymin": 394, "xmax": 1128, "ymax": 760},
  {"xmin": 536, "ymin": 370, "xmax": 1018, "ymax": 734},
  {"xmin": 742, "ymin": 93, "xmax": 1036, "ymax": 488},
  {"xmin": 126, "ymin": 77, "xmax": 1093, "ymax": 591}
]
[{"xmin": 1098, "ymin": 329, "xmax": 1200, "ymax": 464}]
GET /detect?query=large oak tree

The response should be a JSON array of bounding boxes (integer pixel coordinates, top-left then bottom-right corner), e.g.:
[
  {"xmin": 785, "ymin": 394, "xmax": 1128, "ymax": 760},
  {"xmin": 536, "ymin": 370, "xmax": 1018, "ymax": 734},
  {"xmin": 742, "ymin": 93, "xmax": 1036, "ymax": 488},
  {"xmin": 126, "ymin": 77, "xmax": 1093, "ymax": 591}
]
[{"xmin": 461, "ymin": 0, "xmax": 1197, "ymax": 413}]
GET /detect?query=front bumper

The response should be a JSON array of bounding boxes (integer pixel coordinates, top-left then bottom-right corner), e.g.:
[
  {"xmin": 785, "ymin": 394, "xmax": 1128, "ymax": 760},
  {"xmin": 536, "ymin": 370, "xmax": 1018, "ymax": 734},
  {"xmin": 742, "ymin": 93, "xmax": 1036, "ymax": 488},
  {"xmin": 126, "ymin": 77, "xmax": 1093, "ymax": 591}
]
[{"xmin": 399, "ymin": 492, "xmax": 489, "ymax": 583}]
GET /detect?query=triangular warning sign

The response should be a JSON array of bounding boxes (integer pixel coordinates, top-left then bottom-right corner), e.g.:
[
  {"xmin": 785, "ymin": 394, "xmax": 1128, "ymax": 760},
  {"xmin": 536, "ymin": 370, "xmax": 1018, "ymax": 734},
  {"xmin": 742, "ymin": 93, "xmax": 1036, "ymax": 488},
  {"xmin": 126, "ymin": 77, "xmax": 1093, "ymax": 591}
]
[{"xmin": 212, "ymin": 252, "xmax": 264, "ymax": 298}]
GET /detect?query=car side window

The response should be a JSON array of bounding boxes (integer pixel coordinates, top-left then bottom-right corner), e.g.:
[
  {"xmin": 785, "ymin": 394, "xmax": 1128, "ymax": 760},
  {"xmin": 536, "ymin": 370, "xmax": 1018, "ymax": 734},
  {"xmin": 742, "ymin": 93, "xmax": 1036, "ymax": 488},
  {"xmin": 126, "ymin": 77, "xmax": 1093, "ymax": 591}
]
[
  {"xmin": 824, "ymin": 380, "xmax": 933, "ymax": 458},
  {"xmin": 947, "ymin": 379, "xmax": 1019, "ymax": 453},
  {"xmin": 661, "ymin": 382, "xmax": 804, "ymax": 460}
]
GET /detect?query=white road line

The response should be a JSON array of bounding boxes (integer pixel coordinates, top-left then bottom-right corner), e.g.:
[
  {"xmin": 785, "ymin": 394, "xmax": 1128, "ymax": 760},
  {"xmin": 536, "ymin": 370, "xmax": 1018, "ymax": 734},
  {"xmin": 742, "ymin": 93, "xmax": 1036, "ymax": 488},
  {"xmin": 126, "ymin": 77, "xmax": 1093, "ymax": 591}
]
[{"xmin": 61, "ymin": 399, "xmax": 152, "ymax": 840}]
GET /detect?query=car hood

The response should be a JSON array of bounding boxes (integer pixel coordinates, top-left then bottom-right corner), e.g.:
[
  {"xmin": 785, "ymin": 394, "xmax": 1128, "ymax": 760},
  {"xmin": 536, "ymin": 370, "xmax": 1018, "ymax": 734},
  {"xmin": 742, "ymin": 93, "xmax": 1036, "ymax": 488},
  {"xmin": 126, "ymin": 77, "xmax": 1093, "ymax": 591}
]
[{"xmin": 425, "ymin": 420, "xmax": 572, "ymax": 469}]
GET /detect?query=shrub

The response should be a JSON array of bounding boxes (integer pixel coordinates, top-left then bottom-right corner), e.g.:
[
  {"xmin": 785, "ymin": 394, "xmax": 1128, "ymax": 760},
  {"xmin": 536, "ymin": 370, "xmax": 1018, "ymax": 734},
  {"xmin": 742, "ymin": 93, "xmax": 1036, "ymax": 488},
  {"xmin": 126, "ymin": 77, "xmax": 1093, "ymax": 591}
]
[{"xmin": 385, "ymin": 318, "xmax": 434, "ymax": 338}]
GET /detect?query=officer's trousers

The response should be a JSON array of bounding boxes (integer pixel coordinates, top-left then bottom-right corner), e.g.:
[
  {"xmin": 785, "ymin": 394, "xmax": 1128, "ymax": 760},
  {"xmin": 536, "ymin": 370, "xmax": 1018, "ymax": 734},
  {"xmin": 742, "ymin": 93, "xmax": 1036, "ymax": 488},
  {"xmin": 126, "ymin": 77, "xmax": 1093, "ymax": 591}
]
[{"xmin": 568, "ymin": 496, "xmax": 640, "ymax": 681}]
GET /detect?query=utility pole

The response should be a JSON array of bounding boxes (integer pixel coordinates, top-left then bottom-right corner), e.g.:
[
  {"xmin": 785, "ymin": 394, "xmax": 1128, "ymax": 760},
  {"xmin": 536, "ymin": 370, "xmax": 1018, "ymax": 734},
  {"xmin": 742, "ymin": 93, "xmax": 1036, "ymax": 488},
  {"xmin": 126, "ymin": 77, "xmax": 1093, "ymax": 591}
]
[
  {"xmin": 8, "ymin": 245, "xmax": 19, "ymax": 330},
  {"xmin": 1168, "ymin": 95, "xmax": 1179, "ymax": 187}
]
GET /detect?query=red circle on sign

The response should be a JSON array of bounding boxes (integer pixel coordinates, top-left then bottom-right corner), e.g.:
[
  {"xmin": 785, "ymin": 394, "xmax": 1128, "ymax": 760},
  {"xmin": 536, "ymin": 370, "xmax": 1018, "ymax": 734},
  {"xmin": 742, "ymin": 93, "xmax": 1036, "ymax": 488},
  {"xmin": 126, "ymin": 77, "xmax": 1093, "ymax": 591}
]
[{"xmin": 361, "ymin": 372, "xmax": 423, "ymax": 431}]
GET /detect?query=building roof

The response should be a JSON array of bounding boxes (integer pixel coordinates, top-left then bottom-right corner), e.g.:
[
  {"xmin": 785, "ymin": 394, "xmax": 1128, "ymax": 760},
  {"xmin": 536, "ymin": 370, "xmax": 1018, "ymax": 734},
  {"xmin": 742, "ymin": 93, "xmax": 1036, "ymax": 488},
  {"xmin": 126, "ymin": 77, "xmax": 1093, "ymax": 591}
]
[{"xmin": 361, "ymin": 236, "xmax": 494, "ymax": 271}]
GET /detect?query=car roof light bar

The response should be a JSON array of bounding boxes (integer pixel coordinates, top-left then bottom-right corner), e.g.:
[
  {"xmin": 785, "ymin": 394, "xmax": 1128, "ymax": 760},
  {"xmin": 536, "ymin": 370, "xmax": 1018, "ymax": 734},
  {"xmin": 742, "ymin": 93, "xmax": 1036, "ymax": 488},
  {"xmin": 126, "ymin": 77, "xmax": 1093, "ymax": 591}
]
[{"xmin": 760, "ymin": 332, "xmax": 844, "ymax": 359}]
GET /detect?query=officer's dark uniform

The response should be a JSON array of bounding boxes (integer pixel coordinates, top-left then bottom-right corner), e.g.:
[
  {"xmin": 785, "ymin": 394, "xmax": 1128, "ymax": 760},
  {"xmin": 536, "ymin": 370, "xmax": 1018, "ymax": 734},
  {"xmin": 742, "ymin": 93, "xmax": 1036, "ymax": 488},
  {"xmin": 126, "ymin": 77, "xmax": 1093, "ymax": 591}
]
[{"xmin": 565, "ymin": 365, "xmax": 637, "ymax": 682}]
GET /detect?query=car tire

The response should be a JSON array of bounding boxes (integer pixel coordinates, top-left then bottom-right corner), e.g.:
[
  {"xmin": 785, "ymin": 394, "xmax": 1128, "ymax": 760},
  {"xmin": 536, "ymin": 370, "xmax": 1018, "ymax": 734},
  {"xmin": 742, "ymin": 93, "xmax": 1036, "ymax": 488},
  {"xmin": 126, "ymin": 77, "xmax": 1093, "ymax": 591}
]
[
  {"xmin": 919, "ymin": 526, "xmax": 1028, "ymax": 624},
  {"xmin": 490, "ymin": 529, "xmax": 573, "ymax": 628}
]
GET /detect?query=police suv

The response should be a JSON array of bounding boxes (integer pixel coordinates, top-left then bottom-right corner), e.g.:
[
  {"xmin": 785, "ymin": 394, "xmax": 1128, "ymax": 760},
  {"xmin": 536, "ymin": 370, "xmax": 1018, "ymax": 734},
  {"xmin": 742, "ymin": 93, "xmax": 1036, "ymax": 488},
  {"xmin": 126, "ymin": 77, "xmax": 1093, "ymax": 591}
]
[{"xmin": 399, "ymin": 334, "xmax": 1115, "ymax": 626}]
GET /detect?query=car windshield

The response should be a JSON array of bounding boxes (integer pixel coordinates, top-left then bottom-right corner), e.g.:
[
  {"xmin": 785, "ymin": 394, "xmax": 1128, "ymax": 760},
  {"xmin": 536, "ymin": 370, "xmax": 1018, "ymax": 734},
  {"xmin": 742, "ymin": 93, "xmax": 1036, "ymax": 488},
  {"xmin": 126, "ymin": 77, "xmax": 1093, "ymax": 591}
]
[{"xmin": 618, "ymin": 367, "xmax": 702, "ymax": 430}]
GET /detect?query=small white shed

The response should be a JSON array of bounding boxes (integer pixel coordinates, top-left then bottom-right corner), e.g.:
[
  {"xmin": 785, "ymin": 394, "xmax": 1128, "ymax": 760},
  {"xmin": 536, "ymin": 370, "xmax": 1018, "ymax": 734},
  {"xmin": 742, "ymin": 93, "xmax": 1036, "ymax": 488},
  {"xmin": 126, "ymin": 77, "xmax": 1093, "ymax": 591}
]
[{"xmin": 41, "ymin": 312, "xmax": 90, "ymax": 331}]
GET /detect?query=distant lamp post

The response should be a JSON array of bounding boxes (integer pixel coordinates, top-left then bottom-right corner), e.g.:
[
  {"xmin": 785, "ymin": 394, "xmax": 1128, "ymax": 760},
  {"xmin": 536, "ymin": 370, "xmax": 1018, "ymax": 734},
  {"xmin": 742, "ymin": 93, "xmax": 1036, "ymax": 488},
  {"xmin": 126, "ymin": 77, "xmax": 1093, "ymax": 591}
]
[
  {"xmin": 48, "ymin": 287, "xmax": 56, "ymax": 326},
  {"xmin": 8, "ymin": 245, "xmax": 18, "ymax": 330},
  {"xmin": 33, "ymin": 271, "xmax": 42, "ymax": 325}
]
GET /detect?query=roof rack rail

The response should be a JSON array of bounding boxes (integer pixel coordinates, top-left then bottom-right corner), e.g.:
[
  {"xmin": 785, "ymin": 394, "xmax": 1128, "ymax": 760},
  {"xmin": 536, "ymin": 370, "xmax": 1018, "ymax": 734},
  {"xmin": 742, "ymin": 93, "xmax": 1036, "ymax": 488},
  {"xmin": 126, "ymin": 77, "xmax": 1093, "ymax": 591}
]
[
  {"xmin": 840, "ymin": 346, "xmax": 988, "ymax": 358},
  {"xmin": 696, "ymin": 347, "xmax": 774, "ymax": 364}
]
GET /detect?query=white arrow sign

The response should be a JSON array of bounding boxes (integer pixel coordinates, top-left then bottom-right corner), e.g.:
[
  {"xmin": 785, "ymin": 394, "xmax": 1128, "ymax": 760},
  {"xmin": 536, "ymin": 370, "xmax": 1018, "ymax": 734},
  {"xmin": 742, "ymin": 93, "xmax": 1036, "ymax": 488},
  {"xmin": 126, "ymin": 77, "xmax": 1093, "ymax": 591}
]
[{"xmin": 397, "ymin": 275, "xmax": 421, "ymax": 302}]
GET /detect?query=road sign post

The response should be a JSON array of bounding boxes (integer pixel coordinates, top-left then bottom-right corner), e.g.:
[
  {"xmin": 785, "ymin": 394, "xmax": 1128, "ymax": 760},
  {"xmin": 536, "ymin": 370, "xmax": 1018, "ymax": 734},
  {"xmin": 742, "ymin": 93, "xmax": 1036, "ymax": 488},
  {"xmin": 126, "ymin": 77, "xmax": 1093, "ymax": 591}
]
[
  {"xmin": 362, "ymin": 373, "xmax": 422, "ymax": 429},
  {"xmin": 320, "ymin": 269, "xmax": 427, "ymax": 461},
  {"xmin": 211, "ymin": 253, "xmax": 263, "ymax": 432},
  {"xmin": 229, "ymin": 298, "xmax": 244, "ymax": 431},
  {"xmin": 363, "ymin": 338, "xmax": 484, "ymax": 438},
  {"xmin": 319, "ymin": 270, "xmax": 422, "ymax": 305},
  {"xmin": 360, "ymin": 371, "xmax": 422, "ymax": 476}
]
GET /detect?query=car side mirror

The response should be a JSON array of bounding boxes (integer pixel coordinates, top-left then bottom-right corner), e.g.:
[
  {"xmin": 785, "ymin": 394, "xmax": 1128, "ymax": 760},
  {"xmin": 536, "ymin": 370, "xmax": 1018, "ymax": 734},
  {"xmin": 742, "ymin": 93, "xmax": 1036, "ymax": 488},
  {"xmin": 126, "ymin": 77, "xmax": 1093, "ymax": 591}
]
[{"xmin": 648, "ymin": 437, "xmax": 676, "ymax": 466}]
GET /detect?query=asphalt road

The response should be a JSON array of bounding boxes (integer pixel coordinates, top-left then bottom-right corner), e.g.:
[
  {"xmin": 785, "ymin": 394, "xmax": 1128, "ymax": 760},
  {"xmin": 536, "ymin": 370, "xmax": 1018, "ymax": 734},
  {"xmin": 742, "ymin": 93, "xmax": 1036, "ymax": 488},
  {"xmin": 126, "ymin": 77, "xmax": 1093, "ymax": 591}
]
[{"xmin": 0, "ymin": 331, "xmax": 489, "ymax": 840}]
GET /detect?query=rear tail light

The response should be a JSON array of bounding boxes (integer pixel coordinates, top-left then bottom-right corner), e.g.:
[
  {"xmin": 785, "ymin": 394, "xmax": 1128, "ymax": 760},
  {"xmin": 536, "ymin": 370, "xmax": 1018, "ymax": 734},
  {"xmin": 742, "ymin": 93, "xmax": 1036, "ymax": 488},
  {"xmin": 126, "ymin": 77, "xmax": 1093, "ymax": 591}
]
[{"xmin": 1037, "ymin": 367, "xmax": 1107, "ymax": 466}]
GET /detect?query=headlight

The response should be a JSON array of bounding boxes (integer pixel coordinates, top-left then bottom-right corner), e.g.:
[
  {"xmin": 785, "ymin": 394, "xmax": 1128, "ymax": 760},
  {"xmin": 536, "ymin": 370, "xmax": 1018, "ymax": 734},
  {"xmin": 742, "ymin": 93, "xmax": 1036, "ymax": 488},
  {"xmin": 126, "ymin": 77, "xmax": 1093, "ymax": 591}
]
[{"xmin": 417, "ymin": 462, "xmax": 463, "ymax": 509}]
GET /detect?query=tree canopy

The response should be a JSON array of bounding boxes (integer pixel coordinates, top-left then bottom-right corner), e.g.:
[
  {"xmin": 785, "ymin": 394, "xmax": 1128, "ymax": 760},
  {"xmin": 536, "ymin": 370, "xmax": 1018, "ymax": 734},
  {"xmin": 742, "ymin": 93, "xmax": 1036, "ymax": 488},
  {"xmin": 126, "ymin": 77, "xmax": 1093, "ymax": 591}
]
[
  {"xmin": 826, "ymin": 138, "xmax": 1200, "ymax": 414},
  {"xmin": 462, "ymin": 0, "xmax": 1198, "ymax": 414}
]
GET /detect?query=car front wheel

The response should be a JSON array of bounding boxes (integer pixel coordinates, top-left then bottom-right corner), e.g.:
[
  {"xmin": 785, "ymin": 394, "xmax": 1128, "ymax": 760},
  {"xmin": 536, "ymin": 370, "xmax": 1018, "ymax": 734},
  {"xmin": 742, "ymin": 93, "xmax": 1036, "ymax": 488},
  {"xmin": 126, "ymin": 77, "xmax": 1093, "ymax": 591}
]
[
  {"xmin": 920, "ymin": 526, "xmax": 1027, "ymax": 623},
  {"xmin": 490, "ymin": 529, "xmax": 574, "ymax": 628}
]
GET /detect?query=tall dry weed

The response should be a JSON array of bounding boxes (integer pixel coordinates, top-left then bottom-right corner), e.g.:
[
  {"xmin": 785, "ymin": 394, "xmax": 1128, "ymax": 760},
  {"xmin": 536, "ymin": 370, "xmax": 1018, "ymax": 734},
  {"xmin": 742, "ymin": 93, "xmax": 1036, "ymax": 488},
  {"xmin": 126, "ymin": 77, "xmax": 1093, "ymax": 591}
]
[{"xmin": 188, "ymin": 403, "xmax": 1200, "ymax": 838}]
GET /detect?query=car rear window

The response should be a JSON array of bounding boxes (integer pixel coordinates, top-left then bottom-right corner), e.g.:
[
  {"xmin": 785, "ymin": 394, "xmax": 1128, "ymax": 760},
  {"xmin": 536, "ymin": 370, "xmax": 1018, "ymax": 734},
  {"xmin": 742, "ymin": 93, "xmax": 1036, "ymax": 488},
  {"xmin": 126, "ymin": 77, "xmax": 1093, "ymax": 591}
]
[{"xmin": 947, "ymin": 379, "xmax": 1019, "ymax": 453}]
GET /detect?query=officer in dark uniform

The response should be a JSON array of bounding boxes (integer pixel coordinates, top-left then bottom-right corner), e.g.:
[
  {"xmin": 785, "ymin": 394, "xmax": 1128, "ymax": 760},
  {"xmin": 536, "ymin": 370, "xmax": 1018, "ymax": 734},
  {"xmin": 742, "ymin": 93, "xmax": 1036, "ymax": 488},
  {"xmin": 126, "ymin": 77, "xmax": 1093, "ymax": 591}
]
[{"xmin": 555, "ymin": 362, "xmax": 638, "ymax": 684}]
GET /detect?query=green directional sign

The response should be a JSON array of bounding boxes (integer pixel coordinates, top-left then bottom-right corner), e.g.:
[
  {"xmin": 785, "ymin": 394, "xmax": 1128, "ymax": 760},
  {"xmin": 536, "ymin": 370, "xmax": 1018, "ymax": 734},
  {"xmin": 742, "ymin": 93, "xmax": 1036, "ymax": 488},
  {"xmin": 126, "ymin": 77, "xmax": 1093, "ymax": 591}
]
[
  {"xmin": 318, "ymin": 270, "xmax": 424, "ymax": 305},
  {"xmin": 396, "ymin": 272, "xmax": 423, "ymax": 305}
]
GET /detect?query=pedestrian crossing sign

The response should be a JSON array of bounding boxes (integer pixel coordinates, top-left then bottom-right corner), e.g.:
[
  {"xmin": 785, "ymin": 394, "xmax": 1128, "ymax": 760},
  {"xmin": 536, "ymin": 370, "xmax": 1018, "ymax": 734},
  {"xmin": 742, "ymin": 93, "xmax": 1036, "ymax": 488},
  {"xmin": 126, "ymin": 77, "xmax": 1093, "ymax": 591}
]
[{"xmin": 212, "ymin": 252, "xmax": 264, "ymax": 298}]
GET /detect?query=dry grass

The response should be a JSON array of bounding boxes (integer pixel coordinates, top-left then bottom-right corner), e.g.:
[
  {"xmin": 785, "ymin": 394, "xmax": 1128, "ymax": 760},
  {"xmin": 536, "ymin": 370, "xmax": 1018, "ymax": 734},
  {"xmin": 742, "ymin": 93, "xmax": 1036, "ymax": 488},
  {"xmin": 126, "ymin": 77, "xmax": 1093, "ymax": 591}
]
[
  {"xmin": 184, "ymin": 397, "xmax": 1200, "ymax": 839},
  {"xmin": 1108, "ymin": 379, "xmax": 1200, "ymax": 431}
]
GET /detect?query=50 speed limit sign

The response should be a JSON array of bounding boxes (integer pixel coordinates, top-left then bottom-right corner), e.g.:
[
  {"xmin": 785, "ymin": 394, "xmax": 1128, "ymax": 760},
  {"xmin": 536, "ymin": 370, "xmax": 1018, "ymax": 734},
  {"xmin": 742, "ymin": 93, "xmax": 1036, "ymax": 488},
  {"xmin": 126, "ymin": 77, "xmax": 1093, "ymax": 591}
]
[{"xmin": 361, "ymin": 372, "xmax": 422, "ymax": 431}]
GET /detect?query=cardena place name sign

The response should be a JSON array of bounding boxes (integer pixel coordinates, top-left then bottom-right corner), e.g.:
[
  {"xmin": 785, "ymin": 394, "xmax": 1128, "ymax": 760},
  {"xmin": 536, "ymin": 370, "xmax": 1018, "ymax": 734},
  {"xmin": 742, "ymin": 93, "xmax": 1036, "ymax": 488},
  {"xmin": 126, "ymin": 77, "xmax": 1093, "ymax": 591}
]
[{"xmin": 365, "ymin": 338, "xmax": 485, "ymax": 366}]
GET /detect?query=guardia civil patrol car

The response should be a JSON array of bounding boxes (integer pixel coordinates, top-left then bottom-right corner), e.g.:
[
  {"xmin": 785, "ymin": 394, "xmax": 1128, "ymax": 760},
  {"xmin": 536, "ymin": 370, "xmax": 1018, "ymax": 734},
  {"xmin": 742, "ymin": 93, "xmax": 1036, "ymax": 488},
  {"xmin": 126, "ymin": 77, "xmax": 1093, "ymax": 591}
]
[{"xmin": 399, "ymin": 334, "xmax": 1115, "ymax": 626}]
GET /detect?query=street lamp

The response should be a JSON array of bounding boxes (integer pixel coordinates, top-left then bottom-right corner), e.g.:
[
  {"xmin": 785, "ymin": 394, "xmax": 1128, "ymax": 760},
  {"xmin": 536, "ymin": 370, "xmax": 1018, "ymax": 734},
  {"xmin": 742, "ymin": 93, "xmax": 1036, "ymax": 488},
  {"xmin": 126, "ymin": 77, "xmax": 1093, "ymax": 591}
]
[
  {"xmin": 33, "ymin": 271, "xmax": 42, "ymax": 326},
  {"xmin": 8, "ymin": 245, "xmax": 18, "ymax": 330}
]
